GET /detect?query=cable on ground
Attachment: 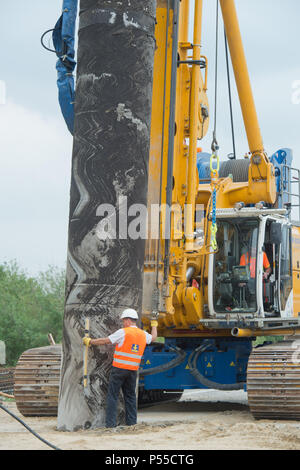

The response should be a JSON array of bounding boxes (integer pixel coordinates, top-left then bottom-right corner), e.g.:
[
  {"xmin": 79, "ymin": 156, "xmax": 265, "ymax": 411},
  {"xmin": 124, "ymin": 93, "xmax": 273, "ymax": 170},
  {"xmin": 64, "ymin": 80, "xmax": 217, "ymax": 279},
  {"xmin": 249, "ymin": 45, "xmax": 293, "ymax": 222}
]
[{"xmin": 0, "ymin": 402, "xmax": 61, "ymax": 450}]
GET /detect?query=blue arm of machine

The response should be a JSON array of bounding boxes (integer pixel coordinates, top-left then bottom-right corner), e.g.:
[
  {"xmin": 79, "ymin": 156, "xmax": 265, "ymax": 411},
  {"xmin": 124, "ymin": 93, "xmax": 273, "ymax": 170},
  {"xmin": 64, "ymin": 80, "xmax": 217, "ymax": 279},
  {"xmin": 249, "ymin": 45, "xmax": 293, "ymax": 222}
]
[{"xmin": 52, "ymin": 0, "xmax": 78, "ymax": 135}]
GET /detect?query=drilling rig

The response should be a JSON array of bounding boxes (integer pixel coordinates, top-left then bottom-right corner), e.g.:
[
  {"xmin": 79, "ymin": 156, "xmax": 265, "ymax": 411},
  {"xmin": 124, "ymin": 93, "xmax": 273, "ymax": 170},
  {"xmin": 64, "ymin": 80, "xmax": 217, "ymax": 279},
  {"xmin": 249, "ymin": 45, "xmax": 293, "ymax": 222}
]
[
  {"xmin": 14, "ymin": 0, "xmax": 300, "ymax": 423},
  {"xmin": 139, "ymin": 0, "xmax": 300, "ymax": 420}
]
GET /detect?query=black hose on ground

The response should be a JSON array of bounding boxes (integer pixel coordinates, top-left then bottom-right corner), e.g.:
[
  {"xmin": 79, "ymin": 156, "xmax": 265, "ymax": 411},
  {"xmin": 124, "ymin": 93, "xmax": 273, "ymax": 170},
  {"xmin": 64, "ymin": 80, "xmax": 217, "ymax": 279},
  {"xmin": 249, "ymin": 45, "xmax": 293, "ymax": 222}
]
[
  {"xmin": 0, "ymin": 402, "xmax": 61, "ymax": 450},
  {"xmin": 188, "ymin": 343, "xmax": 245, "ymax": 391},
  {"xmin": 140, "ymin": 346, "xmax": 186, "ymax": 376}
]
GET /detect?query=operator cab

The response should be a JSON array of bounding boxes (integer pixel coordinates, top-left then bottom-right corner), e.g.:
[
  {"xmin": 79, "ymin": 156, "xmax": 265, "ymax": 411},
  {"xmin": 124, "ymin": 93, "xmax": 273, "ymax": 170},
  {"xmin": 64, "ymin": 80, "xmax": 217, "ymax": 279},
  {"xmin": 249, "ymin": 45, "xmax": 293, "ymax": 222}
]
[
  {"xmin": 212, "ymin": 218, "xmax": 259, "ymax": 314},
  {"xmin": 208, "ymin": 209, "xmax": 293, "ymax": 321}
]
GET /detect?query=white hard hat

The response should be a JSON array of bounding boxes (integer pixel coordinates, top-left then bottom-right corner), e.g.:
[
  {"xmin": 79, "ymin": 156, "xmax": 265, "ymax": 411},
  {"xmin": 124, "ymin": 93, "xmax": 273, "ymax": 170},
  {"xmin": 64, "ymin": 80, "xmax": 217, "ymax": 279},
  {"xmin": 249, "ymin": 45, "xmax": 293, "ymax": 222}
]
[{"xmin": 121, "ymin": 308, "xmax": 139, "ymax": 320}]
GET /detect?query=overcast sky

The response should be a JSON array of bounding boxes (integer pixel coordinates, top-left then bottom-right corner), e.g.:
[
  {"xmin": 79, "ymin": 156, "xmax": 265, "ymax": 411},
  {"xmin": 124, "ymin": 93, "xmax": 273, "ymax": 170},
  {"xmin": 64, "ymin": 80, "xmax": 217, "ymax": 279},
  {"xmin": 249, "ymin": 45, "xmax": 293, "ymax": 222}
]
[{"xmin": 0, "ymin": 0, "xmax": 299, "ymax": 276}]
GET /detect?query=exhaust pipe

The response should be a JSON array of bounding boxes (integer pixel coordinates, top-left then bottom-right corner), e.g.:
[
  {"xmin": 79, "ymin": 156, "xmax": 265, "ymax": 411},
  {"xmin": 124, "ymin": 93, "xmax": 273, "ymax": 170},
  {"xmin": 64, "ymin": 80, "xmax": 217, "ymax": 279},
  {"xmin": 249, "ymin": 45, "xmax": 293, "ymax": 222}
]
[
  {"xmin": 231, "ymin": 327, "xmax": 298, "ymax": 338},
  {"xmin": 231, "ymin": 328, "xmax": 255, "ymax": 338}
]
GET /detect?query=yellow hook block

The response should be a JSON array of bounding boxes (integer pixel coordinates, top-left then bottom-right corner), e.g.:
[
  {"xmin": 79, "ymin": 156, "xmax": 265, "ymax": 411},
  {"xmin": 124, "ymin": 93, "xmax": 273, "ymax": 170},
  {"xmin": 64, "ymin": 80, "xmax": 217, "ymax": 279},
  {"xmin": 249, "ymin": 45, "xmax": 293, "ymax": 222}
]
[{"xmin": 210, "ymin": 153, "xmax": 220, "ymax": 176}]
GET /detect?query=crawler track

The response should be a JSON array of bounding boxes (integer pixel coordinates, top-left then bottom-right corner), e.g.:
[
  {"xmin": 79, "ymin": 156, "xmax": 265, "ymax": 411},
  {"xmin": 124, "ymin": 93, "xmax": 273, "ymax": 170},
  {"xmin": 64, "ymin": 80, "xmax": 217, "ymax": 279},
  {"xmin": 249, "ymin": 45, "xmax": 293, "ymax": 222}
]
[
  {"xmin": 14, "ymin": 345, "xmax": 61, "ymax": 417},
  {"xmin": 247, "ymin": 341, "xmax": 300, "ymax": 420}
]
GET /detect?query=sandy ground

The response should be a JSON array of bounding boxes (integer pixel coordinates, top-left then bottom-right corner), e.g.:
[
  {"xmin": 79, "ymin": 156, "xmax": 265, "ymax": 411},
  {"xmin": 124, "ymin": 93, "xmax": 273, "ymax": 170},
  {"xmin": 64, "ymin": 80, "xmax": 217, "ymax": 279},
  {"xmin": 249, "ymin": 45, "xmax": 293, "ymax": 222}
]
[{"xmin": 1, "ymin": 390, "xmax": 300, "ymax": 451}]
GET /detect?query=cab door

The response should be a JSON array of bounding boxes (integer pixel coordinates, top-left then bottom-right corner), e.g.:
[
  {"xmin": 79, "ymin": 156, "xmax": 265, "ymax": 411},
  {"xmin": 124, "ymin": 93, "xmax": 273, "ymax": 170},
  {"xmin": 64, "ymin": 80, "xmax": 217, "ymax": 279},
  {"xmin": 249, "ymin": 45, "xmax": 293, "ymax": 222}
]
[{"xmin": 279, "ymin": 224, "xmax": 293, "ymax": 317}]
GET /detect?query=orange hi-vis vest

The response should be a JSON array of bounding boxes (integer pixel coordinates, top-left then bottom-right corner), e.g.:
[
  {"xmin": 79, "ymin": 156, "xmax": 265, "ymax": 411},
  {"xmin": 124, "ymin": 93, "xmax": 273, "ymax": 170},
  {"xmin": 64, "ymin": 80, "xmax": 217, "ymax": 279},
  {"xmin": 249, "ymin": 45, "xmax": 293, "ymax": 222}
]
[
  {"xmin": 240, "ymin": 252, "xmax": 270, "ymax": 278},
  {"xmin": 112, "ymin": 327, "xmax": 147, "ymax": 371}
]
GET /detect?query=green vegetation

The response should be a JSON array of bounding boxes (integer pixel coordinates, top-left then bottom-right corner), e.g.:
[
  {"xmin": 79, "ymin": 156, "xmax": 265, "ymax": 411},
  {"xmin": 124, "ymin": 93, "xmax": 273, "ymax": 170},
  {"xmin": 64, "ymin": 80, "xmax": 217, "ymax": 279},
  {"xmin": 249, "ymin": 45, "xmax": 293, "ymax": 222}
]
[
  {"xmin": 0, "ymin": 261, "xmax": 65, "ymax": 366},
  {"xmin": 253, "ymin": 335, "xmax": 284, "ymax": 347}
]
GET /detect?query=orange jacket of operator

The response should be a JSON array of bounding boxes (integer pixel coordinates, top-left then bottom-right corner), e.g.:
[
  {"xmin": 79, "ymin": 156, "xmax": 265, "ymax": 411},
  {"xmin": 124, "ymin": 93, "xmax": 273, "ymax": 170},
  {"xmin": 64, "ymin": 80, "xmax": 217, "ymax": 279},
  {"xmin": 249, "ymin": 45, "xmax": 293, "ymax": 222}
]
[
  {"xmin": 240, "ymin": 252, "xmax": 270, "ymax": 278},
  {"xmin": 112, "ymin": 327, "xmax": 147, "ymax": 371}
]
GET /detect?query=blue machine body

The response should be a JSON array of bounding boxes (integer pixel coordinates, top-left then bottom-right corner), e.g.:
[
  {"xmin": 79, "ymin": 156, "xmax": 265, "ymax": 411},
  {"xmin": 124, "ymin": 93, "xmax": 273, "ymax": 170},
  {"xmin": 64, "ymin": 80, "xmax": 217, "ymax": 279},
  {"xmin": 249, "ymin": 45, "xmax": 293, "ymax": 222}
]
[
  {"xmin": 197, "ymin": 152, "xmax": 212, "ymax": 182},
  {"xmin": 140, "ymin": 338, "xmax": 251, "ymax": 391},
  {"xmin": 269, "ymin": 148, "xmax": 293, "ymax": 209}
]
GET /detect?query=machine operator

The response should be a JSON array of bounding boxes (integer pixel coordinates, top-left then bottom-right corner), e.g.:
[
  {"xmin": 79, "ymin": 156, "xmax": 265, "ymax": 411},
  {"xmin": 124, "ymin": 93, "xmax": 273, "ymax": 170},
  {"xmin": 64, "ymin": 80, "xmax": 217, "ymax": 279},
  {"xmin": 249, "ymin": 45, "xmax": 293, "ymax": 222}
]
[{"xmin": 240, "ymin": 245, "xmax": 271, "ymax": 280}]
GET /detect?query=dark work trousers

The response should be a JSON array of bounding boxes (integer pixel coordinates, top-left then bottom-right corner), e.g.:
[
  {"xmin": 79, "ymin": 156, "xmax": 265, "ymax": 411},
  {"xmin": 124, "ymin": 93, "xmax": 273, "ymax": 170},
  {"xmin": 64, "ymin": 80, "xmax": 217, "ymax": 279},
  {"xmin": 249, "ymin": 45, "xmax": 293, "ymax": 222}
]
[{"xmin": 106, "ymin": 366, "xmax": 138, "ymax": 428}]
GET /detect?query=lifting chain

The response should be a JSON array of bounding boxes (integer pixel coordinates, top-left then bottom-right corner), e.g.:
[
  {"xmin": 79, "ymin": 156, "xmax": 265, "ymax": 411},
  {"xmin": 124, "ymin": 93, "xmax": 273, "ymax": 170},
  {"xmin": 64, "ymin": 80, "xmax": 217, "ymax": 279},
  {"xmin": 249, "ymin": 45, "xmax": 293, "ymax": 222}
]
[{"xmin": 210, "ymin": 153, "xmax": 219, "ymax": 252}]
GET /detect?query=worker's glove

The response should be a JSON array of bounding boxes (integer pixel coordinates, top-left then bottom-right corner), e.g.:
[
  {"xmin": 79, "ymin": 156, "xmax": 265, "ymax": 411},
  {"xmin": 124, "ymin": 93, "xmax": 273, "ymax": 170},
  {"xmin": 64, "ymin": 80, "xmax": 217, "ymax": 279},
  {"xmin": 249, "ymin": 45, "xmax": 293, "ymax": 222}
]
[
  {"xmin": 83, "ymin": 337, "xmax": 92, "ymax": 347},
  {"xmin": 151, "ymin": 320, "xmax": 158, "ymax": 328}
]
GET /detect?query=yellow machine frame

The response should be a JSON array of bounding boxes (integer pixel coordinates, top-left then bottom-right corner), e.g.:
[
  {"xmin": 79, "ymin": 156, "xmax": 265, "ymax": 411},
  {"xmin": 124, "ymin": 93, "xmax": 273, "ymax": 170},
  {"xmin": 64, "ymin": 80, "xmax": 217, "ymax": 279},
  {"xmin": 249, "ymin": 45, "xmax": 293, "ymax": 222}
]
[{"xmin": 142, "ymin": 0, "xmax": 299, "ymax": 339}]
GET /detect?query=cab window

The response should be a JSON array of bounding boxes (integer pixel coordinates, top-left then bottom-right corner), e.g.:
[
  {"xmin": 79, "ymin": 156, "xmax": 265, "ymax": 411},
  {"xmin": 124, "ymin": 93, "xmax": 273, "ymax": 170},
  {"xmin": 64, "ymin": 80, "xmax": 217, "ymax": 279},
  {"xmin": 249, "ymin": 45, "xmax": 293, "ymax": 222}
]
[{"xmin": 213, "ymin": 219, "xmax": 258, "ymax": 313}]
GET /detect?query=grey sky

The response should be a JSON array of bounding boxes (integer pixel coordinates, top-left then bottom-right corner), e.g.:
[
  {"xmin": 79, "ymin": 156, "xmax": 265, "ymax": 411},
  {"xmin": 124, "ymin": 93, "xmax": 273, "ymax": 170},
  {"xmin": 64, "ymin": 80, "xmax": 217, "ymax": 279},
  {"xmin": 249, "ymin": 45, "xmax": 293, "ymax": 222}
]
[{"xmin": 0, "ymin": 0, "xmax": 299, "ymax": 275}]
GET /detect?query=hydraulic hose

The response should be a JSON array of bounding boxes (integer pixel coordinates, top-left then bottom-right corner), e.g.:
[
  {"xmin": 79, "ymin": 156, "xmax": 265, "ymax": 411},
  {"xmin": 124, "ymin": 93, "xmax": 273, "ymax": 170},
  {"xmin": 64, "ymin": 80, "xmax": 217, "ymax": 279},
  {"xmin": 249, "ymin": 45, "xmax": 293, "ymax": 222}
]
[
  {"xmin": 0, "ymin": 402, "xmax": 61, "ymax": 450},
  {"xmin": 140, "ymin": 346, "xmax": 186, "ymax": 376},
  {"xmin": 188, "ymin": 343, "xmax": 245, "ymax": 391}
]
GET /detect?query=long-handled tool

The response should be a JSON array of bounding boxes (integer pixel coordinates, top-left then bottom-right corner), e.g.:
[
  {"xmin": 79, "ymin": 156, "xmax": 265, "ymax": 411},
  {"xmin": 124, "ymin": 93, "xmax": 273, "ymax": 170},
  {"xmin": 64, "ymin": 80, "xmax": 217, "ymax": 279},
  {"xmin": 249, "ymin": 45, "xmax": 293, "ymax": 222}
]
[{"xmin": 83, "ymin": 318, "xmax": 90, "ymax": 389}]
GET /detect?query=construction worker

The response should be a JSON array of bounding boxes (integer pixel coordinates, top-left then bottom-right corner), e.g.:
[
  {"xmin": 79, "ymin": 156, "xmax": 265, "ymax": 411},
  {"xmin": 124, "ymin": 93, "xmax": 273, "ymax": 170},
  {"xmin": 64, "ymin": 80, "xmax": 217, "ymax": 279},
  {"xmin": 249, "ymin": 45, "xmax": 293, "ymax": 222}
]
[
  {"xmin": 240, "ymin": 245, "xmax": 271, "ymax": 280},
  {"xmin": 83, "ymin": 308, "xmax": 157, "ymax": 428},
  {"xmin": 236, "ymin": 245, "xmax": 272, "ymax": 308}
]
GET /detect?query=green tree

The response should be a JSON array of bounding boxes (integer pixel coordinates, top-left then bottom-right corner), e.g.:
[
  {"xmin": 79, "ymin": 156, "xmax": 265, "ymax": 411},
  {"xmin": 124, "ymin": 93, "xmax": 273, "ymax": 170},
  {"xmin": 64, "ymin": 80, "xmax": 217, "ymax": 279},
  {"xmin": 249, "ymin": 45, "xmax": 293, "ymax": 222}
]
[{"xmin": 0, "ymin": 261, "xmax": 65, "ymax": 366}]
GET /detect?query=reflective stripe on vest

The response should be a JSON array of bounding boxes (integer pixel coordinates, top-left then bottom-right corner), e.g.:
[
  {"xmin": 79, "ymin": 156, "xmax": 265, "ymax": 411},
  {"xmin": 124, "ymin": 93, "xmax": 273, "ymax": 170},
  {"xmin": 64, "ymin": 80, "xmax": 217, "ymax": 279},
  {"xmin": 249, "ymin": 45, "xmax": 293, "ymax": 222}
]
[
  {"xmin": 113, "ymin": 358, "xmax": 140, "ymax": 367},
  {"xmin": 114, "ymin": 351, "xmax": 143, "ymax": 359},
  {"xmin": 112, "ymin": 327, "xmax": 147, "ymax": 371}
]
